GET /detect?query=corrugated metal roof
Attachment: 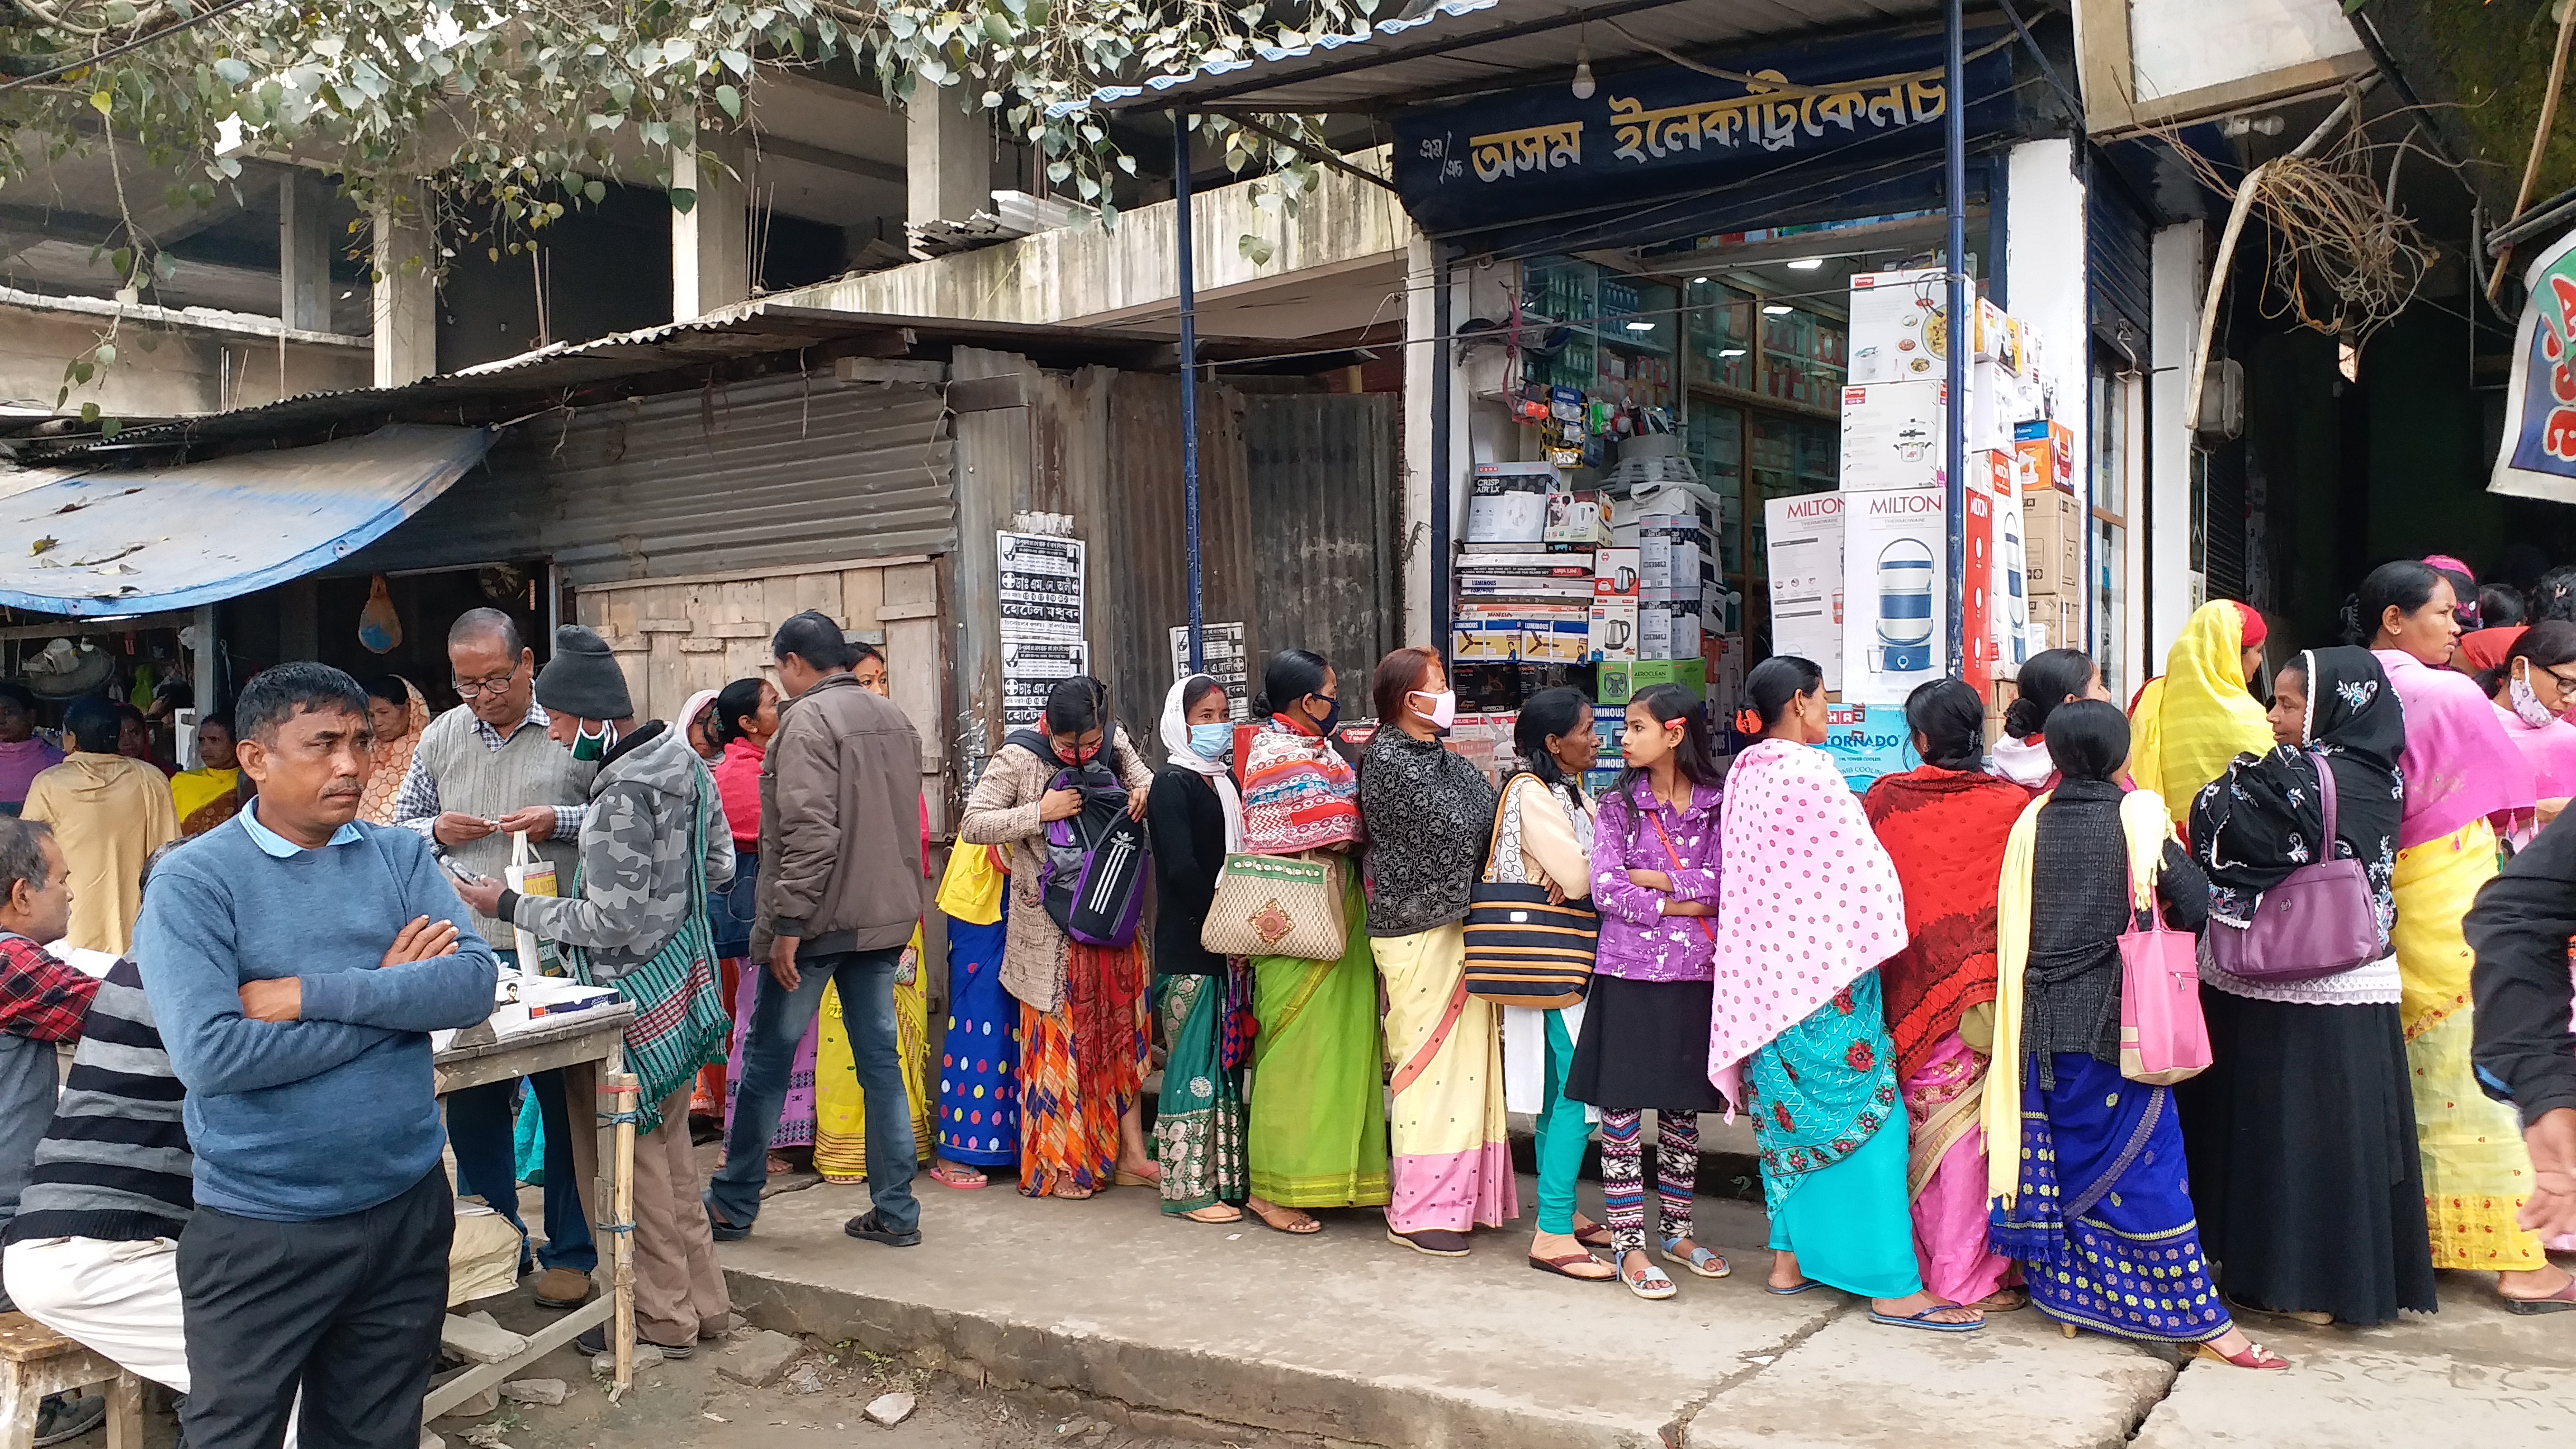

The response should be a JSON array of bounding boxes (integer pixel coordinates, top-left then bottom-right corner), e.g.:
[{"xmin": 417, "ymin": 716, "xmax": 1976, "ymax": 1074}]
[
  {"xmin": 1065, "ymin": 0, "xmax": 1944, "ymax": 116},
  {"xmin": 8, "ymin": 302, "xmax": 1287, "ymax": 463},
  {"xmin": 0, "ymin": 425, "xmax": 491, "ymax": 616},
  {"xmin": 339, "ymin": 373, "xmax": 954, "ymax": 586}
]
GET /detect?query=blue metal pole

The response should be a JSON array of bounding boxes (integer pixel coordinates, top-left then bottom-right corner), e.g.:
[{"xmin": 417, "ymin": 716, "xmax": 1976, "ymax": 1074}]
[
  {"xmin": 1943, "ymin": 0, "xmax": 1968, "ymax": 680},
  {"xmin": 1176, "ymin": 110, "xmax": 1205, "ymax": 674}
]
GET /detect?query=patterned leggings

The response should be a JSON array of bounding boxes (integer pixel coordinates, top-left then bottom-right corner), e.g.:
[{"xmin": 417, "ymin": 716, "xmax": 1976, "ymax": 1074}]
[{"xmin": 1599, "ymin": 1109, "xmax": 1700, "ymax": 1256}]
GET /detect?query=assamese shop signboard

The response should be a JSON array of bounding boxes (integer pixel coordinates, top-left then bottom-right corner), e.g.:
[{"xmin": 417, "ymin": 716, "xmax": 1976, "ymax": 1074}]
[
  {"xmin": 2492, "ymin": 228, "xmax": 2576, "ymax": 504},
  {"xmin": 1390, "ymin": 28, "xmax": 2016, "ymax": 239}
]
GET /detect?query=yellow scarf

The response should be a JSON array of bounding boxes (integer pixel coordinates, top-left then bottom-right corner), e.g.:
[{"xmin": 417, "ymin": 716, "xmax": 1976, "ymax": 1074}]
[
  {"xmin": 1987, "ymin": 785, "xmax": 2174, "ymax": 1206},
  {"xmin": 2129, "ymin": 600, "xmax": 2273, "ymax": 823}
]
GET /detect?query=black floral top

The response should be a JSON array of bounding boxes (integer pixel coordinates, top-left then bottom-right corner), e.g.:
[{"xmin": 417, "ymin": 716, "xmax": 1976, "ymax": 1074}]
[{"xmin": 1357, "ymin": 727, "xmax": 1499, "ymax": 939}]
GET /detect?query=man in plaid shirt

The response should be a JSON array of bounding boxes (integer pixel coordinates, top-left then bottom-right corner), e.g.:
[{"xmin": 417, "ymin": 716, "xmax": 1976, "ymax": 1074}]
[{"xmin": 0, "ymin": 816, "xmax": 105, "ymax": 1445}]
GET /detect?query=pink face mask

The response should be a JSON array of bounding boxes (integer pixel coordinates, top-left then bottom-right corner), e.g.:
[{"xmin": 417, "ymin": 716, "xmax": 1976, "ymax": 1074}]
[{"xmin": 1410, "ymin": 689, "xmax": 1457, "ymax": 730}]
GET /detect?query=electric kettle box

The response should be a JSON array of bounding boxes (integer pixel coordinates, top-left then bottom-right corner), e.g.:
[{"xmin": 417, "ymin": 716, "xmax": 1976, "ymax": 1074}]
[
  {"xmin": 1763, "ymin": 492, "xmax": 1845, "ymax": 692},
  {"xmin": 1839, "ymin": 482, "xmax": 1994, "ymax": 705},
  {"xmin": 1594, "ymin": 547, "xmax": 1641, "ymax": 598},
  {"xmin": 1839, "ymin": 382, "xmax": 1949, "ymax": 493},
  {"xmin": 1589, "ymin": 599, "xmax": 1640, "ymax": 662}
]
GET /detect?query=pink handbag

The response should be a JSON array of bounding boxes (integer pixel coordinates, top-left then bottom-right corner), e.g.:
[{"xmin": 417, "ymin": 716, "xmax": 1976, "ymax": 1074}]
[{"xmin": 2118, "ymin": 850, "xmax": 2212, "ymax": 1086}]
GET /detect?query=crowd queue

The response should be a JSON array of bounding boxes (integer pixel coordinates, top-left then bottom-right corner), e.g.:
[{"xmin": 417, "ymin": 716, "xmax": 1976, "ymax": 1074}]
[{"xmin": 6, "ymin": 551, "xmax": 2576, "ymax": 1445}]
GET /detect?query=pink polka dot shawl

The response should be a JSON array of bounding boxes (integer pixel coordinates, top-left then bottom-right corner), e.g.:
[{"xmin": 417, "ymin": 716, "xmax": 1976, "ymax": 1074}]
[{"xmin": 1708, "ymin": 738, "xmax": 1910, "ymax": 1109}]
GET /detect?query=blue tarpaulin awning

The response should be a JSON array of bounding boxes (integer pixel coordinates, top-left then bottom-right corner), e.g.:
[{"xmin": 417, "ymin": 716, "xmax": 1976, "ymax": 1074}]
[{"xmin": 0, "ymin": 424, "xmax": 494, "ymax": 617}]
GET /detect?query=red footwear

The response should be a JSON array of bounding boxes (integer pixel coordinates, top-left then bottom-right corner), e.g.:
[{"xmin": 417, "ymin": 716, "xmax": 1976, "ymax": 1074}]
[{"xmin": 2195, "ymin": 1339, "xmax": 2290, "ymax": 1370}]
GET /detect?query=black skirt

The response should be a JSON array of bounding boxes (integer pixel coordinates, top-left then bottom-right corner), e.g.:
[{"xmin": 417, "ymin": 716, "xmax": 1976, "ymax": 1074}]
[
  {"xmin": 1565, "ymin": 974, "xmax": 1730, "ymax": 1113},
  {"xmin": 2175, "ymin": 985, "xmax": 2438, "ymax": 1326}
]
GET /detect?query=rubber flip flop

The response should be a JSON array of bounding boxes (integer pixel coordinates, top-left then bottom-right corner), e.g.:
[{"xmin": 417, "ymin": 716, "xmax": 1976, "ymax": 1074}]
[
  {"xmin": 2502, "ymin": 1278, "xmax": 2576, "ymax": 1315},
  {"xmin": 1528, "ymin": 1251, "xmax": 1615, "ymax": 1282},
  {"xmin": 1251, "ymin": 1206, "xmax": 1323, "ymax": 1235},
  {"xmin": 1764, "ymin": 1278, "xmax": 1825, "ymax": 1296},
  {"xmin": 1868, "ymin": 1305, "xmax": 1985, "ymax": 1334},
  {"xmin": 926, "ymin": 1163, "xmax": 987, "ymax": 1191}
]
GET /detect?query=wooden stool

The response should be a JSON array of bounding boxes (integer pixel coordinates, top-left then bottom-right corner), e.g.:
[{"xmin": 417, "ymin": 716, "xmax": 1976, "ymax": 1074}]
[{"xmin": 0, "ymin": 1313, "xmax": 142, "ymax": 1449}]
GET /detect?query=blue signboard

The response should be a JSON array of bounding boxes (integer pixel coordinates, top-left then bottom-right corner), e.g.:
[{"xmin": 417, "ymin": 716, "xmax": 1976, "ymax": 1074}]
[{"xmin": 1391, "ymin": 29, "xmax": 2018, "ymax": 242}]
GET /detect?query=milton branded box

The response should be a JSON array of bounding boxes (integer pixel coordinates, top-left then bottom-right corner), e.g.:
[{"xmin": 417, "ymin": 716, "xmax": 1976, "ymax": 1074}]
[
  {"xmin": 1977, "ymin": 449, "xmax": 2031, "ymax": 676},
  {"xmin": 1763, "ymin": 491, "xmax": 1844, "ymax": 692},
  {"xmin": 1839, "ymin": 482, "xmax": 1994, "ymax": 705}
]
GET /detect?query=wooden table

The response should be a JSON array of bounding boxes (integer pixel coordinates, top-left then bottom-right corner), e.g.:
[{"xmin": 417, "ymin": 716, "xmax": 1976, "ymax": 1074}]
[{"xmin": 428, "ymin": 1003, "xmax": 637, "ymax": 1415}]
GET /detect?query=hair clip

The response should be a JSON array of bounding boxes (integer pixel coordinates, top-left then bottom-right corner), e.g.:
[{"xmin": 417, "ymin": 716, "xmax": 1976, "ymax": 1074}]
[{"xmin": 1731, "ymin": 707, "xmax": 1763, "ymax": 735}]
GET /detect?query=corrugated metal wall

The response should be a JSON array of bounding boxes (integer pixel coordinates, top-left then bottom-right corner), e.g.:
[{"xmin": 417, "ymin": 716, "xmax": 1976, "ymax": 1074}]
[
  {"xmin": 944, "ymin": 353, "xmax": 1400, "ymax": 772},
  {"xmin": 1241, "ymin": 391, "xmax": 1400, "ymax": 702},
  {"xmin": 1092, "ymin": 373, "xmax": 1256, "ymax": 736},
  {"xmin": 342, "ymin": 372, "xmax": 954, "ymax": 585}
]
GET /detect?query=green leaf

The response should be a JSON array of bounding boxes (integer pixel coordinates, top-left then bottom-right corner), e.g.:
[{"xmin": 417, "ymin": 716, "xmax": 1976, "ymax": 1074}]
[
  {"xmin": 715, "ymin": 83, "xmax": 741, "ymax": 119},
  {"xmin": 101, "ymin": 418, "xmax": 122, "ymax": 441},
  {"xmin": 94, "ymin": 344, "xmax": 115, "ymax": 365},
  {"xmin": 1237, "ymin": 234, "xmax": 1272, "ymax": 267},
  {"xmin": 214, "ymin": 57, "xmax": 250, "ymax": 85},
  {"xmin": 154, "ymin": 252, "xmax": 176, "ymax": 280},
  {"xmin": 89, "ymin": 91, "xmax": 113, "ymax": 116},
  {"xmin": 110, "ymin": 247, "xmax": 132, "ymax": 276},
  {"xmin": 584, "ymin": 179, "xmax": 607, "ymax": 203},
  {"xmin": 103, "ymin": 0, "xmax": 137, "ymax": 23},
  {"xmin": 670, "ymin": 187, "xmax": 697, "ymax": 214},
  {"xmin": 80, "ymin": 402, "xmax": 101, "ymax": 422}
]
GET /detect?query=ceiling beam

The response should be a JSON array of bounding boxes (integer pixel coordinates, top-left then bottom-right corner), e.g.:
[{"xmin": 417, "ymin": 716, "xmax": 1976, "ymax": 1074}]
[{"xmin": 749, "ymin": 134, "xmax": 906, "ymax": 187}]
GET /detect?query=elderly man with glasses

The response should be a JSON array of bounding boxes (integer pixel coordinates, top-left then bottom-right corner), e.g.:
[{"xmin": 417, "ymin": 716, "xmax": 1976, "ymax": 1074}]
[{"xmin": 387, "ymin": 607, "xmax": 599, "ymax": 1312}]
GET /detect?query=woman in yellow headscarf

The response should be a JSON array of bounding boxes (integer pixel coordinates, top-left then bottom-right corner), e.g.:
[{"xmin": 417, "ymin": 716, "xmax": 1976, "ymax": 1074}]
[{"xmin": 2129, "ymin": 600, "xmax": 2275, "ymax": 825}]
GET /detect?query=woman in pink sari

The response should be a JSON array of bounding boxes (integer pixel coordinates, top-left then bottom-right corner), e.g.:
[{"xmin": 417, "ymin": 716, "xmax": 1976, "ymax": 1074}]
[
  {"xmin": 2361, "ymin": 562, "xmax": 2575, "ymax": 1308},
  {"xmin": 2475, "ymin": 620, "xmax": 2576, "ymax": 849}
]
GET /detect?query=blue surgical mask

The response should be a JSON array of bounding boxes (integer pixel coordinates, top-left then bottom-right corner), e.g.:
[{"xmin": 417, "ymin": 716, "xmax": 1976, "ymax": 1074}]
[{"xmin": 1188, "ymin": 722, "xmax": 1232, "ymax": 761}]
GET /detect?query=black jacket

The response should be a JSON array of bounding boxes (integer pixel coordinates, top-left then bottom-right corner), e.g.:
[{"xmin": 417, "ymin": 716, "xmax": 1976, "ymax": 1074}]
[
  {"xmin": 2468, "ymin": 811, "xmax": 2576, "ymax": 1126},
  {"xmin": 1147, "ymin": 767, "xmax": 1229, "ymax": 975}
]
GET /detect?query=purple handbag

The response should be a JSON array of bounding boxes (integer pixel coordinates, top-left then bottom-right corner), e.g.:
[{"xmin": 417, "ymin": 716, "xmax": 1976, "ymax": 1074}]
[{"xmin": 2204, "ymin": 751, "xmax": 2384, "ymax": 984}]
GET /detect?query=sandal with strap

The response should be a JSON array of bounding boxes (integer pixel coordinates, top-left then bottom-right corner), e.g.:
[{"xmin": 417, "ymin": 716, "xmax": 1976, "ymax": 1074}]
[
  {"xmin": 1618, "ymin": 1253, "xmax": 1678, "ymax": 1301},
  {"xmin": 926, "ymin": 1162, "xmax": 987, "ymax": 1191},
  {"xmin": 1868, "ymin": 1304, "xmax": 1985, "ymax": 1334},
  {"xmin": 2195, "ymin": 1339, "xmax": 2291, "ymax": 1370},
  {"xmin": 1528, "ymin": 1250, "xmax": 1615, "ymax": 1282},
  {"xmin": 1573, "ymin": 1221, "xmax": 1613, "ymax": 1250},
  {"xmin": 2500, "ymin": 1274, "xmax": 2576, "ymax": 1315},
  {"xmin": 1660, "ymin": 1237, "xmax": 1731, "ymax": 1278}
]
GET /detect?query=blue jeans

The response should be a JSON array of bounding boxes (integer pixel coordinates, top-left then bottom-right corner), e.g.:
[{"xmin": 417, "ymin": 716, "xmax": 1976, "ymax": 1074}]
[
  {"xmin": 705, "ymin": 946, "xmax": 918, "ymax": 1233},
  {"xmin": 445, "ymin": 955, "xmax": 596, "ymax": 1274}
]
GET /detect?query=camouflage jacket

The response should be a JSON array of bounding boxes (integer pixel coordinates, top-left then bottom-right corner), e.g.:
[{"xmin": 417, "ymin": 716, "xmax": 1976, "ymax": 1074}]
[{"xmin": 508, "ymin": 721, "xmax": 735, "ymax": 982}]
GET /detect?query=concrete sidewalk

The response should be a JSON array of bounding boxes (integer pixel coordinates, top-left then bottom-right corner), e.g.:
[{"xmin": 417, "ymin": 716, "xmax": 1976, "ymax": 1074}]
[{"xmin": 704, "ymin": 1166, "xmax": 2576, "ymax": 1449}]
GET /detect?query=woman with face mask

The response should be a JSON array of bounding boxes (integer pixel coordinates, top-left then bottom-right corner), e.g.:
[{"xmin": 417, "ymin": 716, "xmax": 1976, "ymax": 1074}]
[
  {"xmin": 1237, "ymin": 649, "xmax": 1380, "ymax": 1232},
  {"xmin": 1147, "ymin": 673, "xmax": 1298, "ymax": 1232},
  {"xmin": 2479, "ymin": 619, "xmax": 2576, "ymax": 848},
  {"xmin": 958, "ymin": 676, "xmax": 1157, "ymax": 1200},
  {"xmin": 1357, "ymin": 646, "xmax": 1515, "ymax": 1257}
]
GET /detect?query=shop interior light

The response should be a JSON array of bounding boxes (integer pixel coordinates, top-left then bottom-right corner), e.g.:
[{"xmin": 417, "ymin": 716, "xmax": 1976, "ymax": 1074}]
[
  {"xmin": 1761, "ymin": 303, "xmax": 1794, "ymax": 315},
  {"xmin": 1625, "ymin": 320, "xmax": 1655, "ymax": 331},
  {"xmin": 1690, "ymin": 276, "xmax": 1710, "ymax": 285},
  {"xmin": 1786, "ymin": 257, "xmax": 1826, "ymax": 271},
  {"xmin": 1570, "ymin": 44, "xmax": 1595, "ymax": 100},
  {"xmin": 1720, "ymin": 347, "xmax": 1748, "ymax": 357}
]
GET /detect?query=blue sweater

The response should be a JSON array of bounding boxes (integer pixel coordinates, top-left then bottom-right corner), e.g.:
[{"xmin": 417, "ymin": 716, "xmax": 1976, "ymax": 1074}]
[{"xmin": 135, "ymin": 811, "xmax": 497, "ymax": 1221}]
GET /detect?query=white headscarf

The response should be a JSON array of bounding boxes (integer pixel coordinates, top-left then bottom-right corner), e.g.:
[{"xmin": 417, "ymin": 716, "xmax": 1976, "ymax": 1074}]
[{"xmin": 1159, "ymin": 673, "xmax": 1242, "ymax": 852}]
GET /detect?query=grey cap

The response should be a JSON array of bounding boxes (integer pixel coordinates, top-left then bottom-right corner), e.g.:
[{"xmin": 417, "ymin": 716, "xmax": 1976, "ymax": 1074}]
[{"xmin": 534, "ymin": 624, "xmax": 633, "ymax": 722}]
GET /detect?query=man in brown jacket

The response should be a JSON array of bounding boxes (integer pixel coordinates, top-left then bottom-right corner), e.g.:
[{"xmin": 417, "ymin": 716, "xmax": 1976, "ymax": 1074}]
[{"xmin": 703, "ymin": 610, "xmax": 927, "ymax": 1246}]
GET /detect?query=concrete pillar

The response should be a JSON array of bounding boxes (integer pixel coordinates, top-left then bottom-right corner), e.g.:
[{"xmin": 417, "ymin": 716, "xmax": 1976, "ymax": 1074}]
[
  {"xmin": 671, "ymin": 135, "xmax": 751, "ymax": 320},
  {"xmin": 1400, "ymin": 228, "xmax": 1437, "ymax": 646},
  {"xmin": 280, "ymin": 169, "xmax": 334, "ymax": 333},
  {"xmin": 2002, "ymin": 139, "xmax": 2101, "ymax": 664},
  {"xmin": 2148, "ymin": 218, "xmax": 2205, "ymax": 674},
  {"xmin": 906, "ymin": 89, "xmax": 988, "ymax": 232},
  {"xmin": 371, "ymin": 188, "xmax": 435, "ymax": 386}
]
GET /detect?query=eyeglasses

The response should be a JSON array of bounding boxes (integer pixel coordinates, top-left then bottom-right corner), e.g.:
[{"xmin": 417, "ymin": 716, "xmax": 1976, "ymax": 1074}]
[
  {"xmin": 2545, "ymin": 665, "xmax": 2576, "ymax": 694},
  {"xmin": 451, "ymin": 661, "xmax": 523, "ymax": 699}
]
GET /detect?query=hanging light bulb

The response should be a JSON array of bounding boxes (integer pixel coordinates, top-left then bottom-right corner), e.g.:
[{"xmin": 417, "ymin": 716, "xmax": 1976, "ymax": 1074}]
[{"xmin": 1571, "ymin": 44, "xmax": 1595, "ymax": 100}]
